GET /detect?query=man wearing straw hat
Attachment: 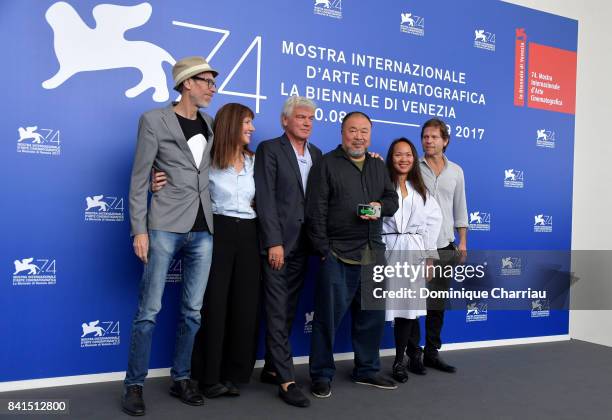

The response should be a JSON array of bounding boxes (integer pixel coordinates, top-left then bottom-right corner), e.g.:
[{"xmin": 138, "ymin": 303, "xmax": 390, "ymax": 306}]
[{"xmin": 122, "ymin": 56, "xmax": 218, "ymax": 416}]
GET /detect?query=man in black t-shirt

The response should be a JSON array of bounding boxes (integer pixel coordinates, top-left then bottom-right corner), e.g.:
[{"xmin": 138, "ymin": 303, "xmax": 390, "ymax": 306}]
[{"xmin": 122, "ymin": 56, "xmax": 218, "ymax": 416}]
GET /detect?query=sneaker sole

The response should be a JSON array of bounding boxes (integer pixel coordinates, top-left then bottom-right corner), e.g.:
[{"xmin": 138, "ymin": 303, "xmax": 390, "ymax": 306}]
[
  {"xmin": 121, "ymin": 405, "xmax": 145, "ymax": 417},
  {"xmin": 353, "ymin": 380, "xmax": 398, "ymax": 390},
  {"xmin": 311, "ymin": 390, "xmax": 331, "ymax": 398}
]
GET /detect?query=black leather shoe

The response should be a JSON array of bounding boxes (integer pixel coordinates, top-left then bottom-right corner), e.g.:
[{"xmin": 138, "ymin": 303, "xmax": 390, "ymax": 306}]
[
  {"xmin": 222, "ymin": 380, "xmax": 240, "ymax": 397},
  {"xmin": 279, "ymin": 383, "xmax": 310, "ymax": 407},
  {"xmin": 169, "ymin": 379, "xmax": 204, "ymax": 406},
  {"xmin": 407, "ymin": 350, "xmax": 427, "ymax": 375},
  {"xmin": 310, "ymin": 381, "xmax": 331, "ymax": 398},
  {"xmin": 423, "ymin": 355, "xmax": 457, "ymax": 373},
  {"xmin": 260, "ymin": 369, "xmax": 279, "ymax": 385},
  {"xmin": 391, "ymin": 361, "xmax": 408, "ymax": 383},
  {"xmin": 122, "ymin": 385, "xmax": 145, "ymax": 416},
  {"xmin": 200, "ymin": 382, "xmax": 229, "ymax": 398}
]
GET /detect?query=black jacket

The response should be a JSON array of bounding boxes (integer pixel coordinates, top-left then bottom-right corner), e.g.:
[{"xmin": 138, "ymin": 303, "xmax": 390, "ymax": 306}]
[
  {"xmin": 306, "ymin": 145, "xmax": 399, "ymax": 261},
  {"xmin": 254, "ymin": 134, "xmax": 323, "ymax": 255}
]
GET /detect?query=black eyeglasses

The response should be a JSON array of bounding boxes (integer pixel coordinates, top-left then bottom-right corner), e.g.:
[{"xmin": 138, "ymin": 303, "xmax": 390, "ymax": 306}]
[{"xmin": 191, "ymin": 76, "xmax": 216, "ymax": 88}]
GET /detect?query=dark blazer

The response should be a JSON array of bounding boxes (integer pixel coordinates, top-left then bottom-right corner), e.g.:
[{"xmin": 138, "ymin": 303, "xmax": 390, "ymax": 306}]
[{"xmin": 254, "ymin": 134, "xmax": 323, "ymax": 255}]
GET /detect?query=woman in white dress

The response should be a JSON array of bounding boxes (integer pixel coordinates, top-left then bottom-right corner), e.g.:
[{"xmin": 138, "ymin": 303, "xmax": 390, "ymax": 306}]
[{"xmin": 383, "ymin": 138, "xmax": 442, "ymax": 383}]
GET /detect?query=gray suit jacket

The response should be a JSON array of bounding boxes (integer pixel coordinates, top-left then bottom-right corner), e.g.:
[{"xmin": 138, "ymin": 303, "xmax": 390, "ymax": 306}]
[{"xmin": 129, "ymin": 103, "xmax": 214, "ymax": 236}]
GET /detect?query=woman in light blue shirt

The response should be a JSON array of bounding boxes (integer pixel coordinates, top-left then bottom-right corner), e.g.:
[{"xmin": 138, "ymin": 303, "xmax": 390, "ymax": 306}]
[{"xmin": 192, "ymin": 103, "xmax": 260, "ymax": 398}]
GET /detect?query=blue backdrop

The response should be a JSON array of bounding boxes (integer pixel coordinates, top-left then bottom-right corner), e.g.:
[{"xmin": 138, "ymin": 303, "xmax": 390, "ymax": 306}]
[{"xmin": 1, "ymin": 0, "xmax": 577, "ymax": 382}]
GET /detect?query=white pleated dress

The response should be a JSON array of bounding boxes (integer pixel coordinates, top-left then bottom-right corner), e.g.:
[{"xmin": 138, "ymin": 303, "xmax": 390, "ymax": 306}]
[{"xmin": 382, "ymin": 181, "xmax": 442, "ymax": 321}]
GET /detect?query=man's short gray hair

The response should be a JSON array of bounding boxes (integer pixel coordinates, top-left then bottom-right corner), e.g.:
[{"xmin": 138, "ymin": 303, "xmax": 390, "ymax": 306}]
[{"xmin": 281, "ymin": 96, "xmax": 316, "ymax": 127}]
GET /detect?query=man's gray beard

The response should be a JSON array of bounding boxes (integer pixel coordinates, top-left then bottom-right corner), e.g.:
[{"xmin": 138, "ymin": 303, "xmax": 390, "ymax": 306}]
[{"xmin": 346, "ymin": 147, "xmax": 365, "ymax": 158}]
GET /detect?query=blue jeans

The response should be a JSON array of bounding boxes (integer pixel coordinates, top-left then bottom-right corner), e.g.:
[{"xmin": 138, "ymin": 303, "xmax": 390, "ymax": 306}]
[
  {"xmin": 309, "ymin": 253, "xmax": 386, "ymax": 382},
  {"xmin": 124, "ymin": 230, "xmax": 213, "ymax": 387}
]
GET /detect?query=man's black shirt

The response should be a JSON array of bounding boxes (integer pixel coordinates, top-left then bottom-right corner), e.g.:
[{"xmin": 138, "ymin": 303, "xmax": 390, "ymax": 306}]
[
  {"xmin": 306, "ymin": 145, "xmax": 399, "ymax": 261},
  {"xmin": 175, "ymin": 112, "xmax": 209, "ymax": 232}
]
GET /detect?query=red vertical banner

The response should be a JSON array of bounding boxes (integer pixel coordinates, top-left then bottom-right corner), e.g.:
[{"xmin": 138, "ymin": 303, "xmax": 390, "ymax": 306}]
[
  {"xmin": 514, "ymin": 28, "xmax": 528, "ymax": 107},
  {"xmin": 527, "ymin": 43, "xmax": 577, "ymax": 114}
]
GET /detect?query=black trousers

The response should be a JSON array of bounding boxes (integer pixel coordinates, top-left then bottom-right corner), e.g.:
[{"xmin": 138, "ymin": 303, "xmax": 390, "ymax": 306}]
[
  {"xmin": 425, "ymin": 243, "xmax": 457, "ymax": 357},
  {"xmin": 192, "ymin": 215, "xmax": 261, "ymax": 384},
  {"xmin": 262, "ymin": 248, "xmax": 309, "ymax": 383},
  {"xmin": 394, "ymin": 317, "xmax": 421, "ymax": 358}
]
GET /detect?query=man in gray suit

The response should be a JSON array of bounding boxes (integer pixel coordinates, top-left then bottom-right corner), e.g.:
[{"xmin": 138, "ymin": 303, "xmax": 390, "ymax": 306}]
[{"xmin": 122, "ymin": 56, "xmax": 217, "ymax": 416}]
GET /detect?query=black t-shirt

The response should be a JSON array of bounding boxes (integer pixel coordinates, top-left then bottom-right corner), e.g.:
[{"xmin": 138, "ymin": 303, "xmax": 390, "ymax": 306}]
[{"xmin": 175, "ymin": 112, "xmax": 209, "ymax": 232}]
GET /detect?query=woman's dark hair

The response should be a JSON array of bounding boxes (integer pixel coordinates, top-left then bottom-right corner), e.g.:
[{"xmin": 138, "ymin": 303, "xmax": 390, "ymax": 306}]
[
  {"xmin": 212, "ymin": 103, "xmax": 254, "ymax": 169},
  {"xmin": 386, "ymin": 137, "xmax": 428, "ymax": 203}
]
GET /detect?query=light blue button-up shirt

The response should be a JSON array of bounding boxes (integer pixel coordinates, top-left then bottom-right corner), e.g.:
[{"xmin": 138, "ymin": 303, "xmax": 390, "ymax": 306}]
[
  {"xmin": 209, "ymin": 154, "xmax": 256, "ymax": 219},
  {"xmin": 293, "ymin": 142, "xmax": 313, "ymax": 191}
]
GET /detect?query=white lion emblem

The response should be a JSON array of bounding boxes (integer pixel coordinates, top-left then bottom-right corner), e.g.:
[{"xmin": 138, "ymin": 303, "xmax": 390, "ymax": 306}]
[
  {"xmin": 86, "ymin": 195, "xmax": 109, "ymax": 212},
  {"xmin": 81, "ymin": 320, "xmax": 104, "ymax": 337},
  {"xmin": 401, "ymin": 13, "xmax": 414, "ymax": 26},
  {"xmin": 14, "ymin": 258, "xmax": 40, "ymax": 275},
  {"xmin": 501, "ymin": 257, "xmax": 513, "ymax": 269},
  {"xmin": 470, "ymin": 212, "xmax": 482, "ymax": 224},
  {"xmin": 467, "ymin": 303, "xmax": 480, "ymax": 315},
  {"xmin": 18, "ymin": 127, "xmax": 44, "ymax": 143},
  {"xmin": 536, "ymin": 129, "xmax": 548, "ymax": 141},
  {"xmin": 42, "ymin": 2, "xmax": 175, "ymax": 102},
  {"xmin": 474, "ymin": 30, "xmax": 487, "ymax": 42}
]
